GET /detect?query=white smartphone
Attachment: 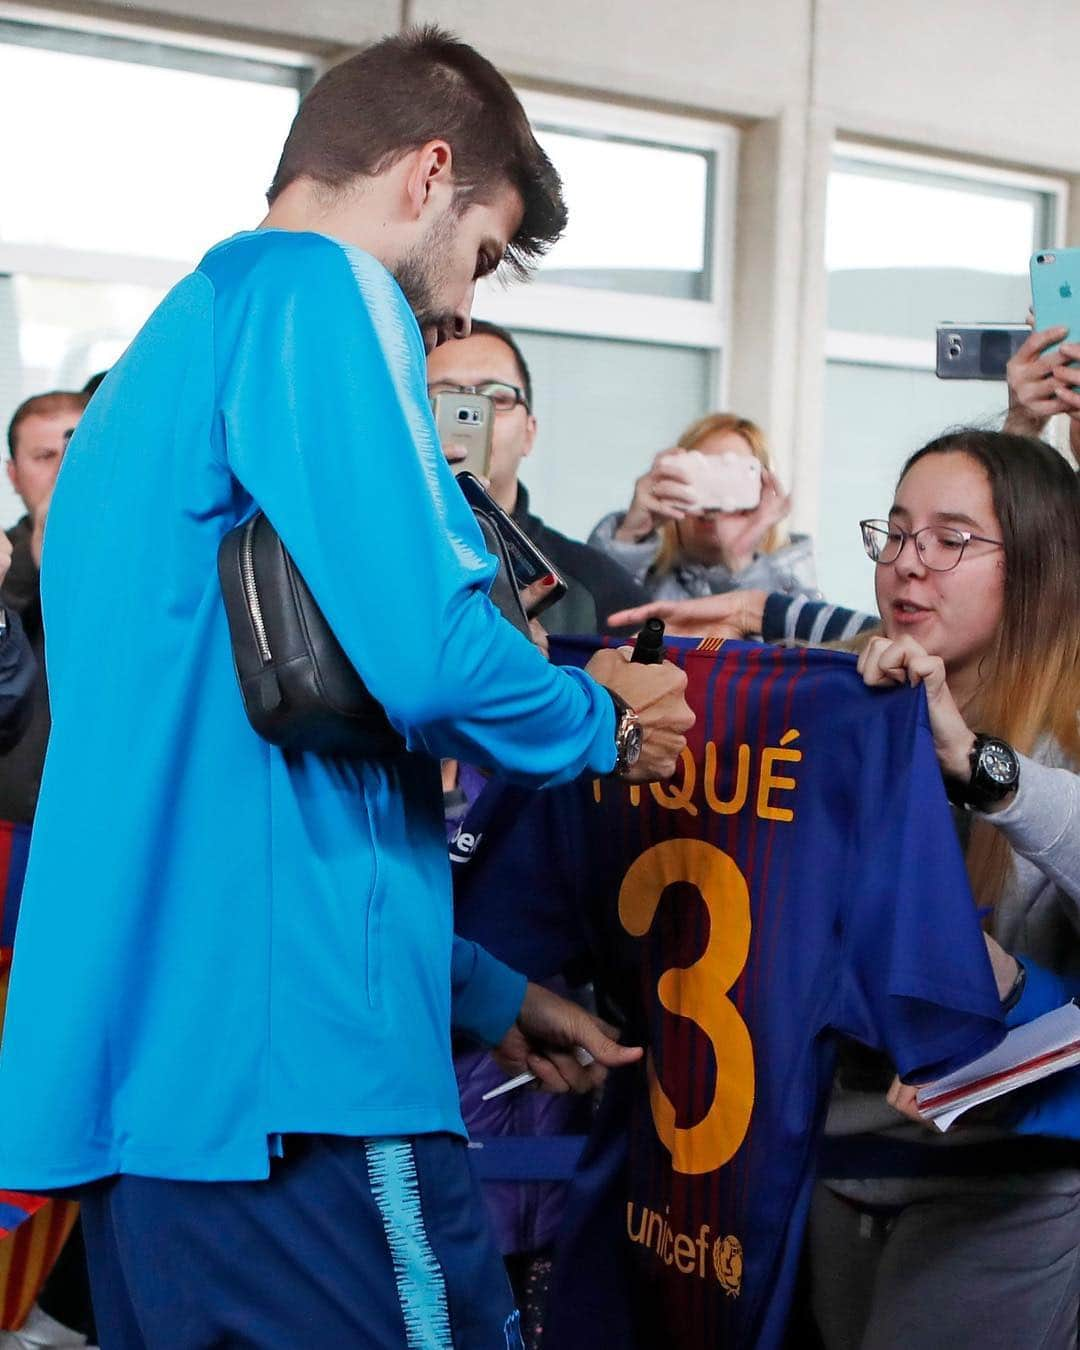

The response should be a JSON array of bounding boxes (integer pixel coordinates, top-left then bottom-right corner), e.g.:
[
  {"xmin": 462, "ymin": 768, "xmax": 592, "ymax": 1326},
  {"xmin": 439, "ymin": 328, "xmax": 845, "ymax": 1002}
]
[{"xmin": 679, "ymin": 450, "xmax": 763, "ymax": 513}]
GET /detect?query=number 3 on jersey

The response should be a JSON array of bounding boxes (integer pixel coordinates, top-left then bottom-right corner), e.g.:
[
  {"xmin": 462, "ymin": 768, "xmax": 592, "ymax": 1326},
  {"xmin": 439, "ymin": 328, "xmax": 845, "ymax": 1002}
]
[{"xmin": 618, "ymin": 839, "xmax": 754, "ymax": 1176}]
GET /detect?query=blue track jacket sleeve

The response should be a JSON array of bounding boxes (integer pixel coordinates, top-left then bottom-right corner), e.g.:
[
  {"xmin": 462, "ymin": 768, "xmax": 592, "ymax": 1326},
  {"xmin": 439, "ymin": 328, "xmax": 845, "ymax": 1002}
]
[
  {"xmin": 450, "ymin": 935, "xmax": 527, "ymax": 1045},
  {"xmin": 1005, "ymin": 961, "xmax": 1077, "ymax": 1030},
  {"xmin": 215, "ymin": 234, "xmax": 615, "ymax": 784},
  {"xmin": 1001, "ymin": 961, "xmax": 1080, "ymax": 1139}
]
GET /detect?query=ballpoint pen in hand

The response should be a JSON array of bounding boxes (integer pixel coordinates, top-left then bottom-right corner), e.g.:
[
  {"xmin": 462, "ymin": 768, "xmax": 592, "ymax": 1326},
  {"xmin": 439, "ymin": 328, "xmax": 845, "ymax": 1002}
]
[{"xmin": 481, "ymin": 1046, "xmax": 596, "ymax": 1101}]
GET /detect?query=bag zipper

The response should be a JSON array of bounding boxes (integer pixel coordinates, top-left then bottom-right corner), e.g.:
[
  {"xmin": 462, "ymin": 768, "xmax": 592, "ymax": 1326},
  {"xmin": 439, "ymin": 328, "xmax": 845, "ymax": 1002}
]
[{"xmin": 240, "ymin": 516, "xmax": 272, "ymax": 664}]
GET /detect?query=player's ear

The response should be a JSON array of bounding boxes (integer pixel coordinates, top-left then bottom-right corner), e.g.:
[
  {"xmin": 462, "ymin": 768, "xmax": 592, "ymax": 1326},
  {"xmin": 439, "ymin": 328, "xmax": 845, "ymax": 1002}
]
[{"xmin": 403, "ymin": 140, "xmax": 454, "ymax": 221}]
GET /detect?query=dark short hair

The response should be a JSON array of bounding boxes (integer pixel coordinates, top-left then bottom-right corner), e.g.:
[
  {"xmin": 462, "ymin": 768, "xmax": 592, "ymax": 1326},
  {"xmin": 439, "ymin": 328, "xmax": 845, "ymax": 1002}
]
[
  {"xmin": 267, "ymin": 26, "xmax": 566, "ymax": 277},
  {"xmin": 82, "ymin": 370, "xmax": 108, "ymax": 397},
  {"xmin": 469, "ymin": 319, "xmax": 533, "ymax": 409},
  {"xmin": 7, "ymin": 391, "xmax": 88, "ymax": 459}
]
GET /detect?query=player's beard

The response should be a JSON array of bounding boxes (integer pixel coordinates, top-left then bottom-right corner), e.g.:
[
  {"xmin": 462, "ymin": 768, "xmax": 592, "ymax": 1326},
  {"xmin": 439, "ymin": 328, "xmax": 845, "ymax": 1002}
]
[{"xmin": 393, "ymin": 209, "xmax": 460, "ymax": 351}]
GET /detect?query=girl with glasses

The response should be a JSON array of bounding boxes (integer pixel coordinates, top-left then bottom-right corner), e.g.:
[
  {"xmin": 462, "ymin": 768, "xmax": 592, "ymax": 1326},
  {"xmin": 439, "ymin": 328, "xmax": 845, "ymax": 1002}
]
[
  {"xmin": 807, "ymin": 428, "xmax": 1080, "ymax": 1350},
  {"xmin": 609, "ymin": 425, "xmax": 1080, "ymax": 1347}
]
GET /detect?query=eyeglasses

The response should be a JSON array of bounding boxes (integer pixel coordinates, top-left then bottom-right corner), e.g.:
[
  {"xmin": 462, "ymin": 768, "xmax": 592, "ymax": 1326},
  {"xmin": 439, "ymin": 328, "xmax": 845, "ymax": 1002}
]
[
  {"xmin": 859, "ymin": 519, "xmax": 1004, "ymax": 573},
  {"xmin": 427, "ymin": 381, "xmax": 529, "ymax": 413}
]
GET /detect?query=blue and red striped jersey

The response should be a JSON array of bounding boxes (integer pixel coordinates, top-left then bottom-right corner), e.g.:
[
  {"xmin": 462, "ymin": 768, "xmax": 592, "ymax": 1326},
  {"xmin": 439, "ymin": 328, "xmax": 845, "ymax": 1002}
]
[{"xmin": 451, "ymin": 638, "xmax": 1004, "ymax": 1349}]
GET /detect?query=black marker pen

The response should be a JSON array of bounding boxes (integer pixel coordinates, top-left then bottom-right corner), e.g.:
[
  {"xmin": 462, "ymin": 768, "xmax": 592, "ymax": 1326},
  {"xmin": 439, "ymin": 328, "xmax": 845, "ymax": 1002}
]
[{"xmin": 631, "ymin": 617, "xmax": 665, "ymax": 665}]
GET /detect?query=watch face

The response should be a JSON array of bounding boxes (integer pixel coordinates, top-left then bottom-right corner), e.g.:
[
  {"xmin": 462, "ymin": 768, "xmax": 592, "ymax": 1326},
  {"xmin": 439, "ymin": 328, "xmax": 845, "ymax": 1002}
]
[
  {"xmin": 980, "ymin": 740, "xmax": 1018, "ymax": 786},
  {"xmin": 625, "ymin": 723, "xmax": 643, "ymax": 767}
]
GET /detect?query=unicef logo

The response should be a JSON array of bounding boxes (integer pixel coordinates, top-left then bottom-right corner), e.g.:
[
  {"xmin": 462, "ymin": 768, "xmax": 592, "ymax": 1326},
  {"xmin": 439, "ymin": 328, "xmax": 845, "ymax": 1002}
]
[{"xmin": 713, "ymin": 1234, "xmax": 743, "ymax": 1297}]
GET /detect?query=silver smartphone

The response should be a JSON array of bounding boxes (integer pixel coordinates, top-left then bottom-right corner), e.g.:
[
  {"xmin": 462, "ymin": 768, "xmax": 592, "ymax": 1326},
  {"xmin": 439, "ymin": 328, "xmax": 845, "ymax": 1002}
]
[
  {"xmin": 935, "ymin": 325, "xmax": 1028, "ymax": 381},
  {"xmin": 432, "ymin": 391, "xmax": 494, "ymax": 476}
]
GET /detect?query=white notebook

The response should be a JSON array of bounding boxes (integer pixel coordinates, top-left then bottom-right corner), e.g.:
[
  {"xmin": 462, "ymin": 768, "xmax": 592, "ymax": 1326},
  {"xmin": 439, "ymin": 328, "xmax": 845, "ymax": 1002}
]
[{"xmin": 915, "ymin": 1001, "xmax": 1080, "ymax": 1132}]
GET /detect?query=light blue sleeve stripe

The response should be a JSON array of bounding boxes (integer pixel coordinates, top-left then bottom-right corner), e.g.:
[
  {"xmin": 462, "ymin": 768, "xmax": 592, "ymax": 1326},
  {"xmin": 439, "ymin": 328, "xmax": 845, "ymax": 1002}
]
[
  {"xmin": 784, "ymin": 594, "xmax": 807, "ymax": 642},
  {"xmin": 365, "ymin": 1138, "xmax": 453, "ymax": 1350},
  {"xmin": 807, "ymin": 604, "xmax": 835, "ymax": 646}
]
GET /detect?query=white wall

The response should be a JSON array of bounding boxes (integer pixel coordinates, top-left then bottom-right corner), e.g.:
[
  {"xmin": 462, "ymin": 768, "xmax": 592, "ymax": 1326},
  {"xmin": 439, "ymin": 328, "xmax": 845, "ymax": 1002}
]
[
  {"xmin": 816, "ymin": 0, "xmax": 1080, "ymax": 173},
  {"xmin": 408, "ymin": 0, "xmax": 811, "ymax": 118},
  {"xmin": 42, "ymin": 0, "xmax": 400, "ymax": 48}
]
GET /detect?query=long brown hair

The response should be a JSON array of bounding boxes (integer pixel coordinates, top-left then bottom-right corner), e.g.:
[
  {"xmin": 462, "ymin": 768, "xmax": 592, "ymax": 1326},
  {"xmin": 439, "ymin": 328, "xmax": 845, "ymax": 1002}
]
[
  {"xmin": 653, "ymin": 412, "xmax": 783, "ymax": 576},
  {"xmin": 895, "ymin": 430, "xmax": 1080, "ymax": 909}
]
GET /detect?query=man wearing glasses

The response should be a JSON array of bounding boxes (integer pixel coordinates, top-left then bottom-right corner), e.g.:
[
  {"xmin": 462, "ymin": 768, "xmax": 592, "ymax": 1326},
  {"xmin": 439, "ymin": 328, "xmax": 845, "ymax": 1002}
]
[{"xmin": 427, "ymin": 320, "xmax": 645, "ymax": 634}]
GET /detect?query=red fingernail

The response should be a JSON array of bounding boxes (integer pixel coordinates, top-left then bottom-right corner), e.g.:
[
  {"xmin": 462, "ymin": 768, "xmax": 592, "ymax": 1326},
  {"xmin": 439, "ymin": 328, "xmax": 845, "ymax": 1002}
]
[{"xmin": 542, "ymin": 573, "xmax": 556, "ymax": 586}]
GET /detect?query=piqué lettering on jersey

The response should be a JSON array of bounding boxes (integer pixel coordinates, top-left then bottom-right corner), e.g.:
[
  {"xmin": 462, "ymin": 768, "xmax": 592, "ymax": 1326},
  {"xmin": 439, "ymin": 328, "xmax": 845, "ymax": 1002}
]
[{"xmin": 592, "ymin": 729, "xmax": 803, "ymax": 823}]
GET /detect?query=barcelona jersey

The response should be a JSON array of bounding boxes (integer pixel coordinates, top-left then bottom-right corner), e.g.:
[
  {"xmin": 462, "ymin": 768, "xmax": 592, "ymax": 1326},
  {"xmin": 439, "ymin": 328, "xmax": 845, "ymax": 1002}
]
[{"xmin": 451, "ymin": 639, "xmax": 1004, "ymax": 1349}]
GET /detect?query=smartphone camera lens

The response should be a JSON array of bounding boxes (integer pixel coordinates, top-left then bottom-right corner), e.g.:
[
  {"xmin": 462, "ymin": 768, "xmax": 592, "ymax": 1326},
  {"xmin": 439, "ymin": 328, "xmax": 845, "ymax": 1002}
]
[{"xmin": 457, "ymin": 408, "xmax": 470, "ymax": 422}]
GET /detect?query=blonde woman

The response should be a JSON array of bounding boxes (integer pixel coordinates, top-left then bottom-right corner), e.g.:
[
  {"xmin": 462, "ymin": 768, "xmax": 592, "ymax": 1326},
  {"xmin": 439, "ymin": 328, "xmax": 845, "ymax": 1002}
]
[{"xmin": 588, "ymin": 412, "xmax": 818, "ymax": 601}]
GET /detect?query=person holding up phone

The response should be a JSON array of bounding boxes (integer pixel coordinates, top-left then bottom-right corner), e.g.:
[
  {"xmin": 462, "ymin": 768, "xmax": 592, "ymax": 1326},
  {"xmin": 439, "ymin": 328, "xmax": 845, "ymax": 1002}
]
[
  {"xmin": 588, "ymin": 412, "xmax": 820, "ymax": 604},
  {"xmin": 427, "ymin": 319, "xmax": 646, "ymax": 635},
  {"xmin": 1005, "ymin": 321, "xmax": 1080, "ymax": 463}
]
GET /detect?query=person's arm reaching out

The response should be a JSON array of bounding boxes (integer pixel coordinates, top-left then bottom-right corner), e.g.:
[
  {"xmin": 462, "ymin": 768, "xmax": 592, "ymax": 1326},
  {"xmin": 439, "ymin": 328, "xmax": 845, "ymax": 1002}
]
[{"xmin": 608, "ymin": 590, "xmax": 876, "ymax": 645}]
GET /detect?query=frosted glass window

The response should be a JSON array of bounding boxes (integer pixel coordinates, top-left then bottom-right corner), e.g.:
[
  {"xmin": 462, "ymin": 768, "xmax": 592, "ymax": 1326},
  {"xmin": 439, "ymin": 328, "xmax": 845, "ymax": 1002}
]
[
  {"xmin": 818, "ymin": 363, "xmax": 1013, "ymax": 615},
  {"xmin": 826, "ymin": 159, "xmax": 1054, "ymax": 338},
  {"xmin": 534, "ymin": 130, "xmax": 711, "ymax": 300},
  {"xmin": 828, "ymin": 170, "xmax": 1043, "ymax": 276},
  {"xmin": 819, "ymin": 154, "xmax": 1059, "ymax": 615},
  {"xmin": 0, "ymin": 42, "xmax": 299, "ymax": 262},
  {"xmin": 7, "ymin": 274, "xmax": 163, "ymax": 391},
  {"xmin": 0, "ymin": 273, "xmax": 165, "ymax": 527}
]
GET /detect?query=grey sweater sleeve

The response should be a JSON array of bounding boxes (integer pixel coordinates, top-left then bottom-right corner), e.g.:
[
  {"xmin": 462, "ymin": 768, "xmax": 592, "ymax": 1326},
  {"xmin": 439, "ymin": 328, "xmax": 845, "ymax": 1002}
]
[
  {"xmin": 586, "ymin": 511, "xmax": 661, "ymax": 586},
  {"xmin": 727, "ymin": 534, "xmax": 821, "ymax": 599},
  {"xmin": 981, "ymin": 750, "xmax": 1080, "ymax": 905}
]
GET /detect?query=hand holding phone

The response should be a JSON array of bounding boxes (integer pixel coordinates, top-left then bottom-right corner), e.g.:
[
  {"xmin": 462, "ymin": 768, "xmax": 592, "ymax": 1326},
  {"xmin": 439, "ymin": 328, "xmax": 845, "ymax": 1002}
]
[
  {"xmin": 456, "ymin": 472, "xmax": 568, "ymax": 618},
  {"xmin": 679, "ymin": 450, "xmax": 763, "ymax": 514},
  {"xmin": 614, "ymin": 451, "xmax": 699, "ymax": 542},
  {"xmin": 936, "ymin": 325, "xmax": 1029, "ymax": 380},
  {"xmin": 1002, "ymin": 324, "xmax": 1071, "ymax": 433},
  {"xmin": 614, "ymin": 448, "xmax": 762, "ymax": 545}
]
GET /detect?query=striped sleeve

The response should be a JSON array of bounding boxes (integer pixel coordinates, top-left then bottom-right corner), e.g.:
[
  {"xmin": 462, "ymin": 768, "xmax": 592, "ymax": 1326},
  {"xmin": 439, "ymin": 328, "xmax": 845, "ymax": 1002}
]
[{"xmin": 761, "ymin": 593, "xmax": 877, "ymax": 645}]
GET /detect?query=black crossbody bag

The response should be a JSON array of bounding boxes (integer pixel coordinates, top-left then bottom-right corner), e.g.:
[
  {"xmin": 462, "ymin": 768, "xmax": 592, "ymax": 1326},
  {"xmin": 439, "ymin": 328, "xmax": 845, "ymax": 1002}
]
[{"xmin": 218, "ymin": 509, "xmax": 532, "ymax": 758}]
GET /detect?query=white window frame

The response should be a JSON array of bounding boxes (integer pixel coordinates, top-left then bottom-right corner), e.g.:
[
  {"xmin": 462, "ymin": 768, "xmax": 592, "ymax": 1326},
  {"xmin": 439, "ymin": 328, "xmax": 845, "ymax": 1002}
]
[
  {"xmin": 825, "ymin": 140, "xmax": 1069, "ymax": 373},
  {"xmin": 474, "ymin": 89, "xmax": 738, "ymax": 408},
  {"xmin": 0, "ymin": 6, "xmax": 313, "ymax": 292}
]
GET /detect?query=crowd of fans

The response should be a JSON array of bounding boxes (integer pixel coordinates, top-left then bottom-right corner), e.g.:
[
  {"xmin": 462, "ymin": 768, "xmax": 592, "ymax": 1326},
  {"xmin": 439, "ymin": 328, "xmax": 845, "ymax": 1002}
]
[
  {"xmin": 1, "ymin": 25, "xmax": 1080, "ymax": 1350},
  {"xmin": 3, "ymin": 308, "xmax": 1076, "ymax": 1350}
]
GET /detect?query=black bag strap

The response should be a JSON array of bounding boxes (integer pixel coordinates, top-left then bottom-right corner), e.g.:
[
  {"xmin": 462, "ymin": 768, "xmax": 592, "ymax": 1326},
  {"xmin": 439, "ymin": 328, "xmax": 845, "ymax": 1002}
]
[{"xmin": 471, "ymin": 511, "xmax": 532, "ymax": 636}]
